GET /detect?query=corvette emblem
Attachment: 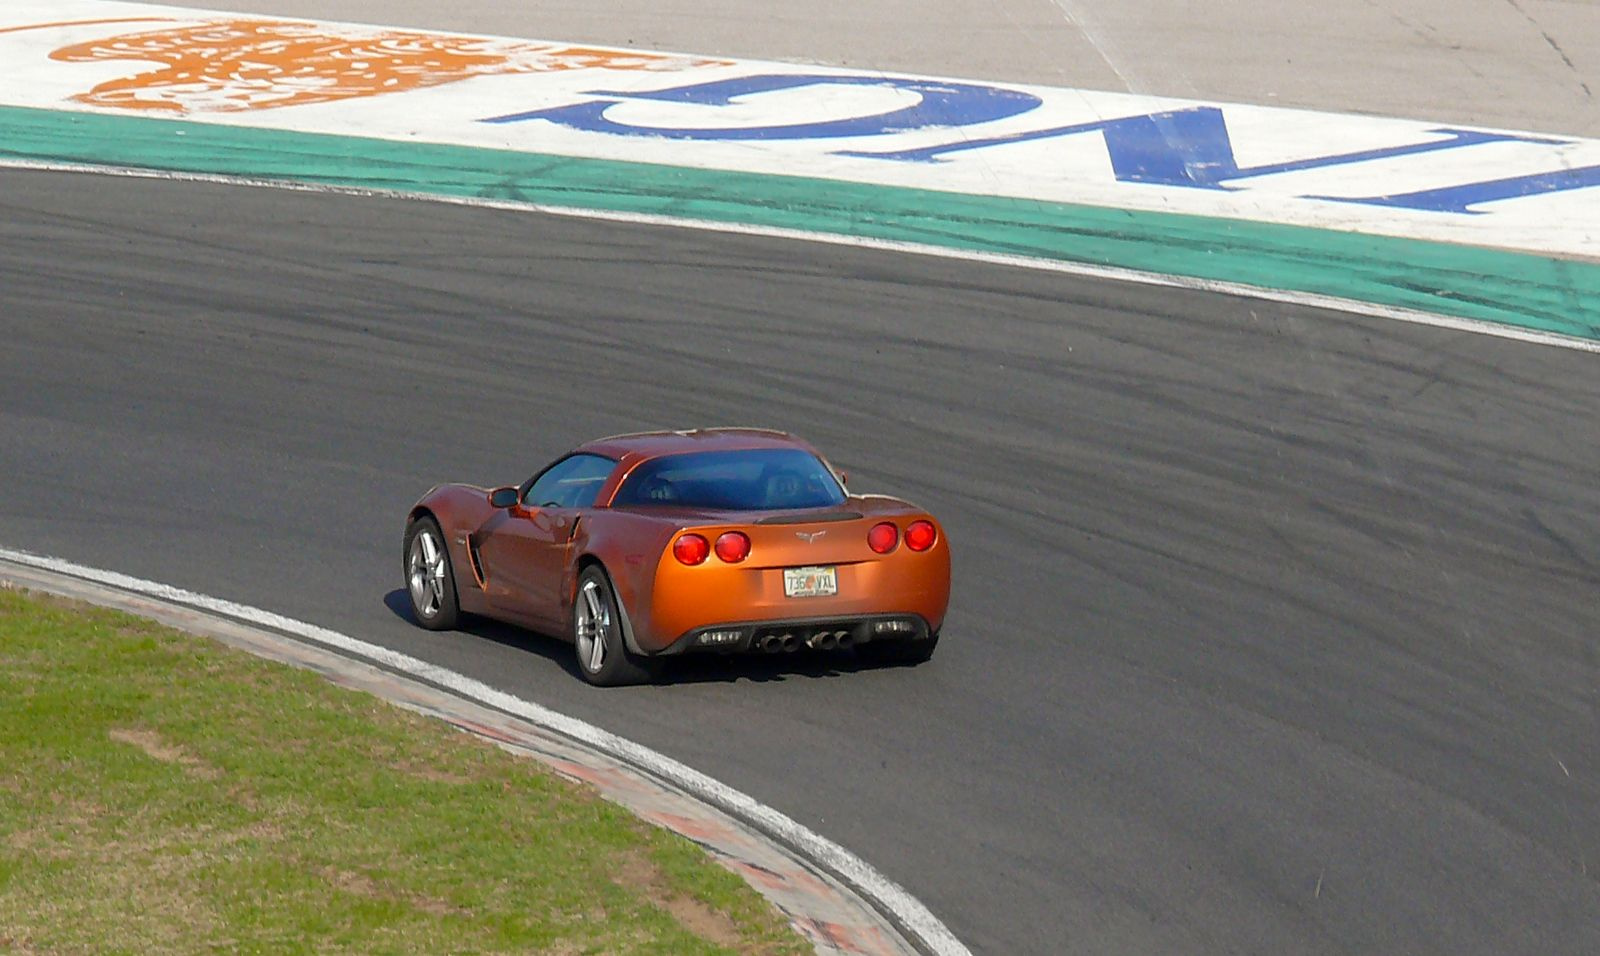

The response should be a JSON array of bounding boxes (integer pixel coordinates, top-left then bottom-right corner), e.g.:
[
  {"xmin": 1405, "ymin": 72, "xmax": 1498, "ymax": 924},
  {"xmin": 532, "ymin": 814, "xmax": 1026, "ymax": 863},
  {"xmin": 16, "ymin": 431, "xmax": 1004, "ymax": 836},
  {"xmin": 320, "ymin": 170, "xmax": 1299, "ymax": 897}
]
[{"xmin": 795, "ymin": 530, "xmax": 827, "ymax": 543}]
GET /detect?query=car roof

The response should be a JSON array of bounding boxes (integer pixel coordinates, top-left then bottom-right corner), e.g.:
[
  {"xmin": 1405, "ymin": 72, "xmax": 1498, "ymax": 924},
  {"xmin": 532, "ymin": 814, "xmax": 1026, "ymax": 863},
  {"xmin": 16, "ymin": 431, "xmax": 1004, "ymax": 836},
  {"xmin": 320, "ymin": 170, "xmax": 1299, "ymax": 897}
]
[{"xmin": 577, "ymin": 428, "xmax": 813, "ymax": 461}]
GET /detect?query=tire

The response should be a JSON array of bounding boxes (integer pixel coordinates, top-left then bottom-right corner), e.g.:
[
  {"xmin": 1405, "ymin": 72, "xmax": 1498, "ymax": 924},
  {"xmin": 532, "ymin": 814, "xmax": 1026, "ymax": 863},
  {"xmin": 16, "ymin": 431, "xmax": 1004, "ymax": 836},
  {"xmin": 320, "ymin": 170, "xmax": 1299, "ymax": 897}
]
[
  {"xmin": 404, "ymin": 516, "xmax": 460, "ymax": 631},
  {"xmin": 572, "ymin": 565, "xmax": 658, "ymax": 687},
  {"xmin": 857, "ymin": 631, "xmax": 939, "ymax": 667}
]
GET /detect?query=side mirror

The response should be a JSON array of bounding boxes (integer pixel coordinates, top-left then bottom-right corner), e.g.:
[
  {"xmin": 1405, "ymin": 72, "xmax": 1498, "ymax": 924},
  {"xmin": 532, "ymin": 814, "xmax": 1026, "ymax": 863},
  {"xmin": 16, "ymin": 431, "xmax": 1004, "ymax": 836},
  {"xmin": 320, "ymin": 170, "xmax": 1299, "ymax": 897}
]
[
  {"xmin": 488, "ymin": 486, "xmax": 519, "ymax": 509},
  {"xmin": 837, "ymin": 471, "xmax": 849, "ymax": 488}
]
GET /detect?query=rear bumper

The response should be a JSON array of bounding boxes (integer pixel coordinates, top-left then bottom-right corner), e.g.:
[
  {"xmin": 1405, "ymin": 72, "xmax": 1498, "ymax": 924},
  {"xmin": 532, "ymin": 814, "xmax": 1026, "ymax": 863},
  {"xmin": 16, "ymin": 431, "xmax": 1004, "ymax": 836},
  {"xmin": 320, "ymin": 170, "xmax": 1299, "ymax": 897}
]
[
  {"xmin": 642, "ymin": 545, "xmax": 951, "ymax": 653},
  {"xmin": 656, "ymin": 612, "xmax": 935, "ymax": 656}
]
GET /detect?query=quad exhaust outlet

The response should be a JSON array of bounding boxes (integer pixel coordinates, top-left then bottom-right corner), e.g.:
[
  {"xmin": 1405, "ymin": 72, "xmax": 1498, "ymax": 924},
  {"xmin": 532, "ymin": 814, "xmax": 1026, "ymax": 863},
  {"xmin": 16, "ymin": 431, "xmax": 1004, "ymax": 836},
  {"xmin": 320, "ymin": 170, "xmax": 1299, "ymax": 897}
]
[
  {"xmin": 751, "ymin": 629, "xmax": 858, "ymax": 653},
  {"xmin": 806, "ymin": 630, "xmax": 854, "ymax": 650}
]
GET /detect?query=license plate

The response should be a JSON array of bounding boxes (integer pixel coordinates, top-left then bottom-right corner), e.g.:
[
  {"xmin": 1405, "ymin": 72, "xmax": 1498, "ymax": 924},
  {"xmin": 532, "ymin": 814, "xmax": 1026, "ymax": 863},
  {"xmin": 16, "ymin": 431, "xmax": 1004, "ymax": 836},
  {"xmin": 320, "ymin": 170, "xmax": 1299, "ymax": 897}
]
[{"xmin": 783, "ymin": 566, "xmax": 837, "ymax": 598}]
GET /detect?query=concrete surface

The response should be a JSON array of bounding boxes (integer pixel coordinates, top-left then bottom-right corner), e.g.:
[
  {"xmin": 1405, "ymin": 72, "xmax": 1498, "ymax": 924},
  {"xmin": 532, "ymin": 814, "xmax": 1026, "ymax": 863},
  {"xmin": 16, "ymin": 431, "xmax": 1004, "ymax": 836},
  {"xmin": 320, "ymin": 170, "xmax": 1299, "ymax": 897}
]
[{"xmin": 159, "ymin": 0, "xmax": 1599, "ymax": 135}]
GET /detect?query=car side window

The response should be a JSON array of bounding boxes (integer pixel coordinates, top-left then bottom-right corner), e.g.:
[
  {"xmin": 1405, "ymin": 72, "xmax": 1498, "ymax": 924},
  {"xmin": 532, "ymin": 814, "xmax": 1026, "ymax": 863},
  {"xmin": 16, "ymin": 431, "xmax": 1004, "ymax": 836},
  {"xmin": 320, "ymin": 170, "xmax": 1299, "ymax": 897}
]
[{"xmin": 522, "ymin": 453, "xmax": 616, "ymax": 509}]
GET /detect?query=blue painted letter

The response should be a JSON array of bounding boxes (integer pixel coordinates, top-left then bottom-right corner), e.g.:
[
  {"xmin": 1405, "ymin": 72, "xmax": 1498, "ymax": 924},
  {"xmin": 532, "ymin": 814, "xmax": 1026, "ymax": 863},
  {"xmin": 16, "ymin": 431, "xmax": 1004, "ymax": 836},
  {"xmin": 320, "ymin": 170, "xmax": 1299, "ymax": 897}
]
[
  {"xmin": 844, "ymin": 107, "xmax": 1551, "ymax": 191},
  {"xmin": 1314, "ymin": 165, "xmax": 1600, "ymax": 213},
  {"xmin": 481, "ymin": 73, "xmax": 1042, "ymax": 140}
]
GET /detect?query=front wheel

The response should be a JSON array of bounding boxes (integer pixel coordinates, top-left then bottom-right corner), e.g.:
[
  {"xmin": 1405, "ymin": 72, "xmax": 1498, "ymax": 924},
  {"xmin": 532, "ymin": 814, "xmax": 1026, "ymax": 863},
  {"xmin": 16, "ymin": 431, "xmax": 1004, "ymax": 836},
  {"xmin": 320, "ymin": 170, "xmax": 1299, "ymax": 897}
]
[
  {"xmin": 857, "ymin": 632, "xmax": 939, "ymax": 667},
  {"xmin": 573, "ymin": 566, "xmax": 658, "ymax": 687},
  {"xmin": 404, "ymin": 517, "xmax": 460, "ymax": 630}
]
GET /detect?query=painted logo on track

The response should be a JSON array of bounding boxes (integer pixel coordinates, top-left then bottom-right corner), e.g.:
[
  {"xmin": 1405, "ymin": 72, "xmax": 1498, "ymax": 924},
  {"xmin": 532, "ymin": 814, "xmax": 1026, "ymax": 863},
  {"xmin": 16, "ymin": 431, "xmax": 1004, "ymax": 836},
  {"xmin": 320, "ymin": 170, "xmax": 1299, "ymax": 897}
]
[
  {"xmin": 0, "ymin": 0, "xmax": 1594, "ymax": 259},
  {"xmin": 485, "ymin": 74, "xmax": 1599, "ymax": 216},
  {"xmin": 46, "ymin": 18, "xmax": 725, "ymax": 113}
]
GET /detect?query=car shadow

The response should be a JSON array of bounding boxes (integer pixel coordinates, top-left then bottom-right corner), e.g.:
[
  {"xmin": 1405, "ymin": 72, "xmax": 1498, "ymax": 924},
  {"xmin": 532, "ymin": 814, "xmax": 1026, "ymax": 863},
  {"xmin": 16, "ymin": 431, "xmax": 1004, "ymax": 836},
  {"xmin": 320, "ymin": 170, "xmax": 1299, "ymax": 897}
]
[
  {"xmin": 381, "ymin": 589, "xmax": 886, "ymax": 685},
  {"xmin": 382, "ymin": 588, "xmax": 587, "ymax": 680},
  {"xmin": 655, "ymin": 648, "xmax": 875, "ymax": 685}
]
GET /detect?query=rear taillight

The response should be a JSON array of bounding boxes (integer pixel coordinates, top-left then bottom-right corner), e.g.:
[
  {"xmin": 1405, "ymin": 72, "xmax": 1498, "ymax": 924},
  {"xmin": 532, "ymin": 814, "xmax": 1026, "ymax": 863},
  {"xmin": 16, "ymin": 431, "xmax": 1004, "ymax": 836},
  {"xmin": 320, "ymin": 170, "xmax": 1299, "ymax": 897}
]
[
  {"xmin": 867, "ymin": 521, "xmax": 899, "ymax": 554},
  {"xmin": 905, "ymin": 520, "xmax": 937, "ymax": 552},
  {"xmin": 714, "ymin": 531, "xmax": 751, "ymax": 563},
  {"xmin": 673, "ymin": 533, "xmax": 710, "ymax": 565}
]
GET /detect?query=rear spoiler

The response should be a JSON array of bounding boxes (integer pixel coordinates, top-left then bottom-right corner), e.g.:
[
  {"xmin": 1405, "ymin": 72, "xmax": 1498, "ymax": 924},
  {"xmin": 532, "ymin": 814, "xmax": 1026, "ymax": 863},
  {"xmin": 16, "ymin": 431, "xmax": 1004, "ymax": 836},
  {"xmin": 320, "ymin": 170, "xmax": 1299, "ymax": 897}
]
[{"xmin": 754, "ymin": 511, "xmax": 864, "ymax": 525}]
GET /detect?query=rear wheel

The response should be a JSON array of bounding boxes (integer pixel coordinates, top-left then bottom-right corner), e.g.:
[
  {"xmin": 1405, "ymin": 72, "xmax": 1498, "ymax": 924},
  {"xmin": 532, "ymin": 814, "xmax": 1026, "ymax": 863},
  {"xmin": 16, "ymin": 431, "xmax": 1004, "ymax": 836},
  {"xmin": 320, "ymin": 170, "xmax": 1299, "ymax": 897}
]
[
  {"xmin": 858, "ymin": 632, "xmax": 939, "ymax": 667},
  {"xmin": 573, "ymin": 566, "xmax": 657, "ymax": 687},
  {"xmin": 404, "ymin": 517, "xmax": 459, "ymax": 630}
]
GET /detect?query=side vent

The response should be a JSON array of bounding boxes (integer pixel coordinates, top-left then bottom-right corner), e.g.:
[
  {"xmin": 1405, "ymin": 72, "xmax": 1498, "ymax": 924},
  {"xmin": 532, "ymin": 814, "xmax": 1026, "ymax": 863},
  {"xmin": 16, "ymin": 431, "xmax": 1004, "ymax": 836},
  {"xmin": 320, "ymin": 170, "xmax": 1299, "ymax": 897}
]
[{"xmin": 466, "ymin": 534, "xmax": 487, "ymax": 588}]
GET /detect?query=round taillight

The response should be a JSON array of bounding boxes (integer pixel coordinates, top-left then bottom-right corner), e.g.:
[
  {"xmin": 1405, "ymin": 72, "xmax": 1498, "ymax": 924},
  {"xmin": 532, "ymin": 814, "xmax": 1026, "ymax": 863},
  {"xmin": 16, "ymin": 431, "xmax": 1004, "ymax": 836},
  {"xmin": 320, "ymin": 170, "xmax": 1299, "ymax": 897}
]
[
  {"xmin": 905, "ymin": 520, "xmax": 937, "ymax": 552},
  {"xmin": 714, "ymin": 531, "xmax": 751, "ymax": 563},
  {"xmin": 673, "ymin": 533, "xmax": 710, "ymax": 565},
  {"xmin": 867, "ymin": 521, "xmax": 899, "ymax": 554}
]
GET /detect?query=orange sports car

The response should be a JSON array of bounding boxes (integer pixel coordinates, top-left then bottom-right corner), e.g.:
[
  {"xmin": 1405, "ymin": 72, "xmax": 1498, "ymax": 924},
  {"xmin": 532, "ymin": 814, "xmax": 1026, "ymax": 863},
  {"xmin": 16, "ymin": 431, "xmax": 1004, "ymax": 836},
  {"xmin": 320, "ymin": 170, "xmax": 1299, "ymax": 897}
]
[{"xmin": 402, "ymin": 429, "xmax": 950, "ymax": 685}]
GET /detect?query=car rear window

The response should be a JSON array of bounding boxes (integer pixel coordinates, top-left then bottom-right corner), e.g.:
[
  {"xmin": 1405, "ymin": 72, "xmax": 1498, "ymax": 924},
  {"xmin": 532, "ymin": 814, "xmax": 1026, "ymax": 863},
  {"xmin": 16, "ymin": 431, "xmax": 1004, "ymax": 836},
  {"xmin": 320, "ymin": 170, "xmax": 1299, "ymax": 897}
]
[{"xmin": 612, "ymin": 449, "xmax": 846, "ymax": 511}]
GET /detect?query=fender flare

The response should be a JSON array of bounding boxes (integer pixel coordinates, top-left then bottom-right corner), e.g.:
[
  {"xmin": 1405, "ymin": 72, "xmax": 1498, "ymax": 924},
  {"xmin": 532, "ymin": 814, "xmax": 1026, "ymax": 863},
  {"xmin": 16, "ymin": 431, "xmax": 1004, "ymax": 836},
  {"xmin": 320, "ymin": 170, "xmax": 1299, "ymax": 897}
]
[{"xmin": 585, "ymin": 560, "xmax": 648, "ymax": 656}]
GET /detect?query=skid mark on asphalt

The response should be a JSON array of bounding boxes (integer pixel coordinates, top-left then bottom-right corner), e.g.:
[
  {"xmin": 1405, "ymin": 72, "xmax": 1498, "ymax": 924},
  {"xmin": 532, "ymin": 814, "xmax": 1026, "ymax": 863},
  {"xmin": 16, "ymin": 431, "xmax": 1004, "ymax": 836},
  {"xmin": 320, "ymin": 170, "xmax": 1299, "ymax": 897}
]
[{"xmin": 1504, "ymin": 0, "xmax": 1593, "ymax": 97}]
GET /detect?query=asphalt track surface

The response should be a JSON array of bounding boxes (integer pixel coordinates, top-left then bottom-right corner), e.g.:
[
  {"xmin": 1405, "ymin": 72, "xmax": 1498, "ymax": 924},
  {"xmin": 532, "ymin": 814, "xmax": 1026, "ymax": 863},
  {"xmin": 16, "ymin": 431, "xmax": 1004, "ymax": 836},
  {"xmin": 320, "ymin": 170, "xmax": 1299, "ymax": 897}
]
[{"xmin": 4, "ymin": 169, "xmax": 1600, "ymax": 954}]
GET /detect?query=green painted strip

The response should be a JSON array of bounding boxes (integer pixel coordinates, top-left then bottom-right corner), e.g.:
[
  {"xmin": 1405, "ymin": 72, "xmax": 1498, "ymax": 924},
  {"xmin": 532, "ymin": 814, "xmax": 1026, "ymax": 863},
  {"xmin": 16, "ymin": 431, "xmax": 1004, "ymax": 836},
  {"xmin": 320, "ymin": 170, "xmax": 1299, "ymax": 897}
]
[{"xmin": 4, "ymin": 104, "xmax": 1597, "ymax": 341}]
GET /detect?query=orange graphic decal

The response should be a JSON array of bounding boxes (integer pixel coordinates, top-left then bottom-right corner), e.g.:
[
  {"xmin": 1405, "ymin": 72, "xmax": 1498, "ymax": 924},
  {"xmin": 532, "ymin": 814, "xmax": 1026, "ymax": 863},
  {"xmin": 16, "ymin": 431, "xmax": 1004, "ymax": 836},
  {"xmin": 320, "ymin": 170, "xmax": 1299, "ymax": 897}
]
[{"xmin": 49, "ymin": 19, "xmax": 726, "ymax": 113}]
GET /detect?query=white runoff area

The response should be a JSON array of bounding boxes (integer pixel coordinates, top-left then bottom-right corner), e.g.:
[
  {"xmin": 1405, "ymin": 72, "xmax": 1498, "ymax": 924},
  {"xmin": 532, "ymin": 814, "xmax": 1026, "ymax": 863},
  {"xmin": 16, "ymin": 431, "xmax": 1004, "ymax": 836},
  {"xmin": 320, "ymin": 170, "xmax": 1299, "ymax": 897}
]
[{"xmin": 0, "ymin": 0, "xmax": 1595, "ymax": 258}]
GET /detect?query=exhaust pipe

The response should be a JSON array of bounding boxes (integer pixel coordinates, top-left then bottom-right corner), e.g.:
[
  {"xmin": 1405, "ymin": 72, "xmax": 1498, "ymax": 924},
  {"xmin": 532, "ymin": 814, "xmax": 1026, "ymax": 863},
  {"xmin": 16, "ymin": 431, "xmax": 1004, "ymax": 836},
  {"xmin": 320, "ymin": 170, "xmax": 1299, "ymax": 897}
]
[
  {"xmin": 808, "ymin": 632, "xmax": 838, "ymax": 651},
  {"xmin": 781, "ymin": 634, "xmax": 800, "ymax": 653},
  {"xmin": 757, "ymin": 634, "xmax": 782, "ymax": 653},
  {"xmin": 836, "ymin": 631, "xmax": 855, "ymax": 649}
]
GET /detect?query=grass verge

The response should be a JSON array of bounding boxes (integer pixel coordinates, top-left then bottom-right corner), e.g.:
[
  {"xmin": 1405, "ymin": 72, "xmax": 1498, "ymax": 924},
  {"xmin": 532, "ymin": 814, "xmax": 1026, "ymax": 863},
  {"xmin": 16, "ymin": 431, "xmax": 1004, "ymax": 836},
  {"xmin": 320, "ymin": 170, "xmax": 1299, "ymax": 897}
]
[{"xmin": 0, "ymin": 587, "xmax": 808, "ymax": 955}]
